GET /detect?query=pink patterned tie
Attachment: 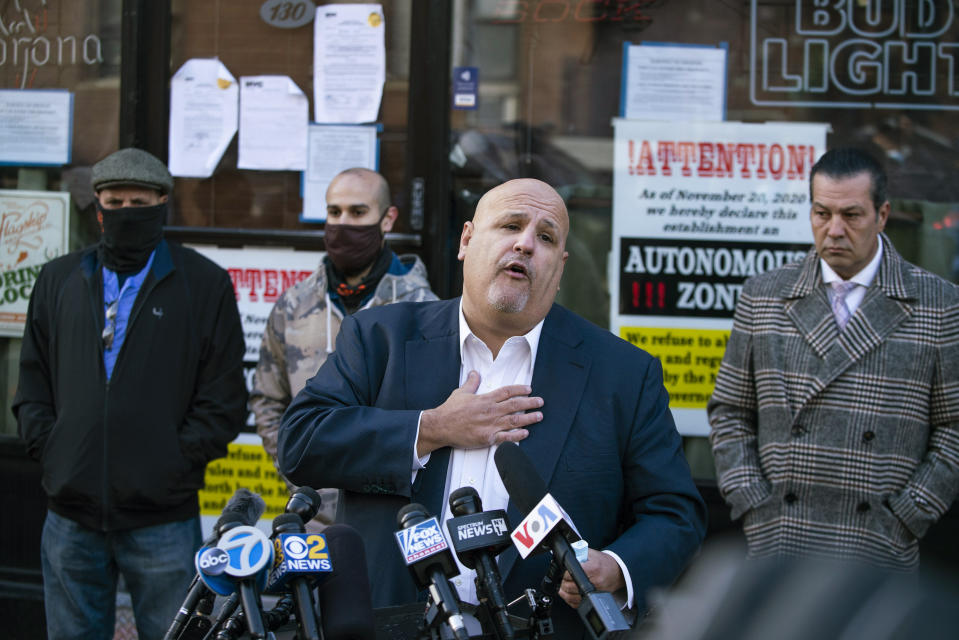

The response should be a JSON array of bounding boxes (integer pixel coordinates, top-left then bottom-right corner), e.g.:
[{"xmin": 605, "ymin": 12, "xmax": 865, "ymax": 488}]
[{"xmin": 831, "ymin": 281, "xmax": 856, "ymax": 330}]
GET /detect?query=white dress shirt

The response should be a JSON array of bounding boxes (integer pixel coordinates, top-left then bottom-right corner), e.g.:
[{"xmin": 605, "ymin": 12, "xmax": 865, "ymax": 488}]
[
  {"xmin": 441, "ymin": 305, "xmax": 541, "ymax": 603},
  {"xmin": 820, "ymin": 234, "xmax": 884, "ymax": 314},
  {"xmin": 414, "ymin": 302, "xmax": 633, "ymax": 608}
]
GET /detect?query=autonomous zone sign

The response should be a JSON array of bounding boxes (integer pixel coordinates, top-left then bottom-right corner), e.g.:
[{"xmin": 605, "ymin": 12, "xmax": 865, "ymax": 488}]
[{"xmin": 619, "ymin": 238, "xmax": 809, "ymax": 318}]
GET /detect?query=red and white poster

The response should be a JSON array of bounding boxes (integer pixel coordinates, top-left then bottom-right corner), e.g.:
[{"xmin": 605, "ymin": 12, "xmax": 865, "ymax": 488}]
[
  {"xmin": 611, "ymin": 119, "xmax": 828, "ymax": 435},
  {"xmin": 189, "ymin": 245, "xmax": 322, "ymax": 362}
]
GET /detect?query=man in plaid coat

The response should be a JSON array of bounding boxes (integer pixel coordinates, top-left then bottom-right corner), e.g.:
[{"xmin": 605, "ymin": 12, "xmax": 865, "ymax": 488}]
[{"xmin": 708, "ymin": 147, "xmax": 959, "ymax": 569}]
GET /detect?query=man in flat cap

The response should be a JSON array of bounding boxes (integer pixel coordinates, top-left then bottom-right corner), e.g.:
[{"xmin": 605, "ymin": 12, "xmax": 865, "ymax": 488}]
[{"xmin": 14, "ymin": 148, "xmax": 248, "ymax": 640}]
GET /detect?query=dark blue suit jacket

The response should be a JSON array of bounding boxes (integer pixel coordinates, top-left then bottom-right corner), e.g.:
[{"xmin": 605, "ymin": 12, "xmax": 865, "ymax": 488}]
[{"xmin": 278, "ymin": 298, "xmax": 706, "ymax": 637}]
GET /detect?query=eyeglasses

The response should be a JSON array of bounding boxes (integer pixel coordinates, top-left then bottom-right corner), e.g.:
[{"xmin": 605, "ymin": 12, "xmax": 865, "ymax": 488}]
[{"xmin": 102, "ymin": 299, "xmax": 119, "ymax": 350}]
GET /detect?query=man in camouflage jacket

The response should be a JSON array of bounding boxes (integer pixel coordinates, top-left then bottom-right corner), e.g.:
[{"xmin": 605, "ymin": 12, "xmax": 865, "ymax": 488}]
[{"xmin": 251, "ymin": 168, "xmax": 437, "ymax": 526}]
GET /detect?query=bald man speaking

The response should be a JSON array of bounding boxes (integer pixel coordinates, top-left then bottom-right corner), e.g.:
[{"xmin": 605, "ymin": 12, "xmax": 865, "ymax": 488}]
[{"xmin": 278, "ymin": 179, "xmax": 705, "ymax": 638}]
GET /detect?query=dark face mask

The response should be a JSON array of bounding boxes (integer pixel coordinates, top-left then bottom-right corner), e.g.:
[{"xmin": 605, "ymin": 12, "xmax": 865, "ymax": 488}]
[
  {"xmin": 96, "ymin": 201, "xmax": 166, "ymax": 272},
  {"xmin": 324, "ymin": 222, "xmax": 384, "ymax": 276}
]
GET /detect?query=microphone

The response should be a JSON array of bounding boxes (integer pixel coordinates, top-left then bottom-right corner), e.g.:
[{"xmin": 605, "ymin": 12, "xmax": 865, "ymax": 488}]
[
  {"xmin": 494, "ymin": 443, "xmax": 630, "ymax": 640},
  {"xmin": 284, "ymin": 486, "xmax": 323, "ymax": 524},
  {"xmin": 164, "ymin": 489, "xmax": 267, "ymax": 640},
  {"xmin": 215, "ymin": 488, "xmax": 267, "ymax": 534},
  {"xmin": 316, "ymin": 524, "xmax": 376, "ymax": 640},
  {"xmin": 263, "ymin": 485, "xmax": 327, "ymax": 638},
  {"xmin": 268, "ymin": 513, "xmax": 324, "ymax": 640},
  {"xmin": 446, "ymin": 487, "xmax": 514, "ymax": 640},
  {"xmin": 192, "ymin": 491, "xmax": 273, "ymax": 639},
  {"xmin": 394, "ymin": 503, "xmax": 471, "ymax": 640},
  {"xmin": 264, "ymin": 486, "xmax": 329, "ymax": 594},
  {"xmin": 210, "ymin": 523, "xmax": 274, "ymax": 638},
  {"xmin": 203, "ymin": 592, "xmax": 238, "ymax": 640}
]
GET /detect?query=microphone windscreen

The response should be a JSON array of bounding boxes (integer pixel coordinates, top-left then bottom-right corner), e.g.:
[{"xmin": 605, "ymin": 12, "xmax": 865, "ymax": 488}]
[
  {"xmin": 318, "ymin": 524, "xmax": 376, "ymax": 640},
  {"xmin": 494, "ymin": 443, "xmax": 548, "ymax": 514},
  {"xmin": 449, "ymin": 485, "xmax": 483, "ymax": 516},
  {"xmin": 396, "ymin": 502, "xmax": 429, "ymax": 529},
  {"xmin": 217, "ymin": 487, "xmax": 266, "ymax": 529},
  {"xmin": 271, "ymin": 512, "xmax": 304, "ymax": 536},
  {"xmin": 286, "ymin": 486, "xmax": 323, "ymax": 523}
]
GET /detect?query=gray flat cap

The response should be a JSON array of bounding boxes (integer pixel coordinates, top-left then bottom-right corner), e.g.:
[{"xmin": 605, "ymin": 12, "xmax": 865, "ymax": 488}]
[{"xmin": 91, "ymin": 148, "xmax": 173, "ymax": 195}]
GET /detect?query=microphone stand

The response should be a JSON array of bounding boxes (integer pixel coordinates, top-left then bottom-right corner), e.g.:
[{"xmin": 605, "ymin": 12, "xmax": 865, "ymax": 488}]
[
  {"xmin": 270, "ymin": 513, "xmax": 322, "ymax": 640},
  {"xmin": 201, "ymin": 594, "xmax": 238, "ymax": 640},
  {"xmin": 473, "ymin": 547, "xmax": 512, "ymax": 639},
  {"xmin": 212, "ymin": 595, "xmax": 293, "ymax": 640},
  {"xmin": 164, "ymin": 576, "xmax": 213, "ymax": 640},
  {"xmin": 447, "ymin": 487, "xmax": 515, "ymax": 640},
  {"xmin": 237, "ymin": 580, "xmax": 268, "ymax": 639},
  {"xmin": 417, "ymin": 600, "xmax": 485, "ymax": 640},
  {"xmin": 176, "ymin": 589, "xmax": 216, "ymax": 640}
]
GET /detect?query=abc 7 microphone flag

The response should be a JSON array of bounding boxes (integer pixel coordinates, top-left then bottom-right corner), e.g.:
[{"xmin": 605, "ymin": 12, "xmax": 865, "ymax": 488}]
[{"xmin": 195, "ymin": 525, "xmax": 274, "ymax": 595}]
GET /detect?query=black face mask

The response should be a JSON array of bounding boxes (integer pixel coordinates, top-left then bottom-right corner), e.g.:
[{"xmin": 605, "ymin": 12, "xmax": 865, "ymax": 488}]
[
  {"xmin": 96, "ymin": 201, "xmax": 166, "ymax": 272},
  {"xmin": 324, "ymin": 222, "xmax": 384, "ymax": 277}
]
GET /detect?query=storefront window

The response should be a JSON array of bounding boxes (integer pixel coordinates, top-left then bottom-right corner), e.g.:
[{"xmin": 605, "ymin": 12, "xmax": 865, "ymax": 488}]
[
  {"xmin": 168, "ymin": 0, "xmax": 413, "ymax": 232},
  {"xmin": 0, "ymin": 0, "xmax": 122, "ymax": 435},
  {"xmin": 449, "ymin": 0, "xmax": 959, "ymax": 477},
  {"xmin": 451, "ymin": 0, "xmax": 959, "ymax": 302}
]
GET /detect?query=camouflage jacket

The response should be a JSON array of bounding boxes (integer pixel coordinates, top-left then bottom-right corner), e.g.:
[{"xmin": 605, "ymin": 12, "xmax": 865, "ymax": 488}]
[{"xmin": 251, "ymin": 253, "xmax": 437, "ymax": 526}]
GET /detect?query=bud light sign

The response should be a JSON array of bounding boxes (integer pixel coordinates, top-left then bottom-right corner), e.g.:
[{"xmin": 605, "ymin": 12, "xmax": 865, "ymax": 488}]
[{"xmin": 395, "ymin": 517, "xmax": 449, "ymax": 565}]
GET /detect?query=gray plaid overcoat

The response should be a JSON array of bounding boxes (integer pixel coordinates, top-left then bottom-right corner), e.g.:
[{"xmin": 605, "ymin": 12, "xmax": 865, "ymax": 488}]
[{"xmin": 708, "ymin": 235, "xmax": 959, "ymax": 569}]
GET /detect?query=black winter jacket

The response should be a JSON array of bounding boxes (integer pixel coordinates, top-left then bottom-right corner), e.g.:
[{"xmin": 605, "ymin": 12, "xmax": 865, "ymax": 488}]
[{"xmin": 14, "ymin": 239, "xmax": 248, "ymax": 531}]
